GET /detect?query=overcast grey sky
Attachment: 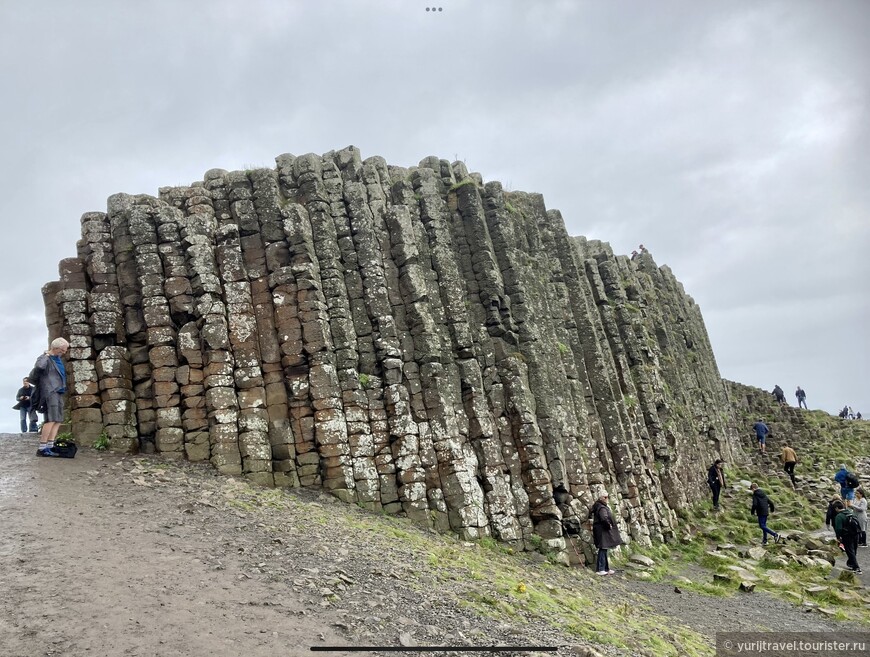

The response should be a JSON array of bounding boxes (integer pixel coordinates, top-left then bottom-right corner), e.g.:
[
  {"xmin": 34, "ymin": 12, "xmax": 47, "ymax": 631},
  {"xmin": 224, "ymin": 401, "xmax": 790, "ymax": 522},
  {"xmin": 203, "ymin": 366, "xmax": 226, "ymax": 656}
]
[{"xmin": 1, "ymin": 0, "xmax": 867, "ymax": 432}]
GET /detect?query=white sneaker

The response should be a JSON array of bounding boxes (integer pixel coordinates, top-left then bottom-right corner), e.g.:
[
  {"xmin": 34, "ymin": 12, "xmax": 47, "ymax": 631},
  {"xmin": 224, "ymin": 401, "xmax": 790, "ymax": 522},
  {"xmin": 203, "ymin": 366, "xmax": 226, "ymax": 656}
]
[
  {"xmin": 607, "ymin": 570, "xmax": 616, "ymax": 575},
  {"xmin": 596, "ymin": 570, "xmax": 608, "ymax": 576}
]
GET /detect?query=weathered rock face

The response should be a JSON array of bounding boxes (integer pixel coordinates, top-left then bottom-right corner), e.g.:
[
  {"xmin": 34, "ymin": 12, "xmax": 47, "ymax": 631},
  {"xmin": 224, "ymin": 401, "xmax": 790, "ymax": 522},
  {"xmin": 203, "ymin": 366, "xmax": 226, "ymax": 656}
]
[{"xmin": 42, "ymin": 147, "xmax": 738, "ymax": 554}]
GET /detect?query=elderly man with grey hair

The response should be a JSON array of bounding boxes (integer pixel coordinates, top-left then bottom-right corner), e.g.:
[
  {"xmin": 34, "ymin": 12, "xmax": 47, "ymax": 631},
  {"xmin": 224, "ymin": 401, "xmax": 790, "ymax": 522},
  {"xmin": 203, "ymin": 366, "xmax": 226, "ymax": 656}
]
[{"xmin": 32, "ymin": 337, "xmax": 69, "ymax": 456}]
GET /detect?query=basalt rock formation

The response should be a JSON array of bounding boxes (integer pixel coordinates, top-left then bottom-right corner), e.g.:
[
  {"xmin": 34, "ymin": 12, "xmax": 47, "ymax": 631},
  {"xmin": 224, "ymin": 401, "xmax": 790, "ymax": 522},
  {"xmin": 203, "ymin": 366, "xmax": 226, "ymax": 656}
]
[{"xmin": 42, "ymin": 147, "xmax": 739, "ymax": 559}]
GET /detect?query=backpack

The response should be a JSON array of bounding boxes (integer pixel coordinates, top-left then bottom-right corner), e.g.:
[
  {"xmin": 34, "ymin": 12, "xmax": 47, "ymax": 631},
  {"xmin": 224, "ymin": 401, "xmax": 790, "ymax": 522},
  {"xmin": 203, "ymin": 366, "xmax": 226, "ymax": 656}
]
[
  {"xmin": 845, "ymin": 472, "xmax": 860, "ymax": 488},
  {"xmin": 843, "ymin": 513, "xmax": 861, "ymax": 537},
  {"xmin": 28, "ymin": 364, "xmax": 47, "ymax": 414}
]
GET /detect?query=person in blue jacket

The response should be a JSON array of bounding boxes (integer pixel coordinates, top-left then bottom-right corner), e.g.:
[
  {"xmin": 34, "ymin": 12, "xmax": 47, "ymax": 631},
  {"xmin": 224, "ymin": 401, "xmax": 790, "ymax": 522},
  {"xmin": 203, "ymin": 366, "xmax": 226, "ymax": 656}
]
[
  {"xmin": 834, "ymin": 464, "xmax": 858, "ymax": 501},
  {"xmin": 752, "ymin": 419, "xmax": 770, "ymax": 454}
]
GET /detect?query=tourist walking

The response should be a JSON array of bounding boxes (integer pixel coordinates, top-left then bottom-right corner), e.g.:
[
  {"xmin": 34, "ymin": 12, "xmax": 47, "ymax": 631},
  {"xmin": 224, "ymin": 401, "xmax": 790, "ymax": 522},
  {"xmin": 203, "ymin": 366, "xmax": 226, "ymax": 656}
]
[
  {"xmin": 707, "ymin": 459, "xmax": 726, "ymax": 511},
  {"xmin": 753, "ymin": 419, "xmax": 770, "ymax": 454},
  {"xmin": 834, "ymin": 501, "xmax": 862, "ymax": 573},
  {"xmin": 834, "ymin": 464, "xmax": 859, "ymax": 501},
  {"xmin": 853, "ymin": 489, "xmax": 868, "ymax": 548},
  {"xmin": 773, "ymin": 385, "xmax": 786, "ymax": 404},
  {"xmin": 826, "ymin": 495, "xmax": 843, "ymax": 531},
  {"xmin": 795, "ymin": 386, "xmax": 808, "ymax": 409},
  {"xmin": 750, "ymin": 483, "xmax": 780, "ymax": 545},
  {"xmin": 780, "ymin": 443, "xmax": 797, "ymax": 487},
  {"xmin": 590, "ymin": 491, "xmax": 623, "ymax": 575}
]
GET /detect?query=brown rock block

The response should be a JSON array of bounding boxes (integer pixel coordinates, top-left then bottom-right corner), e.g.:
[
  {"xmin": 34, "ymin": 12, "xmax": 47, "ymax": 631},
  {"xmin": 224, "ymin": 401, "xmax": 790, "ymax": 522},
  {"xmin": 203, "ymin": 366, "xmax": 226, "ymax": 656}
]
[{"xmin": 71, "ymin": 394, "xmax": 101, "ymax": 410}]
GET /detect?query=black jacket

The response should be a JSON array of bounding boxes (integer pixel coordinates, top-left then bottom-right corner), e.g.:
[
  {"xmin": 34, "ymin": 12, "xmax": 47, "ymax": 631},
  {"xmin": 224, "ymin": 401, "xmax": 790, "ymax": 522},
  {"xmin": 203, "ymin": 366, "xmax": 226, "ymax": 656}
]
[
  {"xmin": 707, "ymin": 464, "xmax": 725, "ymax": 489},
  {"xmin": 590, "ymin": 500, "xmax": 623, "ymax": 549},
  {"xmin": 16, "ymin": 385, "xmax": 34, "ymax": 409},
  {"xmin": 751, "ymin": 489, "xmax": 775, "ymax": 516}
]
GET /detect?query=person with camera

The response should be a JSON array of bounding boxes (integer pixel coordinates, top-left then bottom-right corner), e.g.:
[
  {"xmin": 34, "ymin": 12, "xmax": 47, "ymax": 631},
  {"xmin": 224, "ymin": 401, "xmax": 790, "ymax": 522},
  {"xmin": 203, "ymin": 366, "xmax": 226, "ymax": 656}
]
[{"xmin": 14, "ymin": 376, "xmax": 39, "ymax": 433}]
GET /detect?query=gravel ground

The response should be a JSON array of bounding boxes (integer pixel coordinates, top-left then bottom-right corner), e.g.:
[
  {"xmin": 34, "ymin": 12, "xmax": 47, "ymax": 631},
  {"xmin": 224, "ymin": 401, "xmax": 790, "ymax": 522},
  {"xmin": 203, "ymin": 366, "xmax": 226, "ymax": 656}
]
[{"xmin": 1, "ymin": 434, "xmax": 865, "ymax": 657}]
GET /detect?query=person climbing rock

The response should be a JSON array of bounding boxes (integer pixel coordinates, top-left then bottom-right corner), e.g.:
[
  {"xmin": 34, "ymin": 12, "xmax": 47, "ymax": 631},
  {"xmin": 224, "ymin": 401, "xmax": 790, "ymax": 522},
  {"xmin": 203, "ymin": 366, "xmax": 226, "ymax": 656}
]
[
  {"xmin": 795, "ymin": 386, "xmax": 808, "ymax": 409},
  {"xmin": 834, "ymin": 501, "xmax": 862, "ymax": 573},
  {"xmin": 589, "ymin": 491, "xmax": 622, "ymax": 575},
  {"xmin": 752, "ymin": 419, "xmax": 770, "ymax": 454},
  {"xmin": 780, "ymin": 443, "xmax": 797, "ymax": 487},
  {"xmin": 707, "ymin": 459, "xmax": 726, "ymax": 511},
  {"xmin": 834, "ymin": 464, "xmax": 858, "ymax": 501},
  {"xmin": 772, "ymin": 385, "xmax": 786, "ymax": 404},
  {"xmin": 750, "ymin": 483, "xmax": 780, "ymax": 545}
]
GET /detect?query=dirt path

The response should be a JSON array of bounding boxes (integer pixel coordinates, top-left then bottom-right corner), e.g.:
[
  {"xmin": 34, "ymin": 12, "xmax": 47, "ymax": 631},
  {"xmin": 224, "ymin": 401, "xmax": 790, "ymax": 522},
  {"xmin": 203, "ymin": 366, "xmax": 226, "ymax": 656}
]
[
  {"xmin": 0, "ymin": 434, "xmax": 355, "ymax": 657},
  {"xmin": 1, "ymin": 434, "xmax": 864, "ymax": 657}
]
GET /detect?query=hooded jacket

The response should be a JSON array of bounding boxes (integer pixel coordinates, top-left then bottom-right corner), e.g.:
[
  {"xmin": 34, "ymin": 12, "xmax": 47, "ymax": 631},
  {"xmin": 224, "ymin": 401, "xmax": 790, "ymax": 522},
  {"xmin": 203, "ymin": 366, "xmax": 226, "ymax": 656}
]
[{"xmin": 751, "ymin": 488, "xmax": 774, "ymax": 517}]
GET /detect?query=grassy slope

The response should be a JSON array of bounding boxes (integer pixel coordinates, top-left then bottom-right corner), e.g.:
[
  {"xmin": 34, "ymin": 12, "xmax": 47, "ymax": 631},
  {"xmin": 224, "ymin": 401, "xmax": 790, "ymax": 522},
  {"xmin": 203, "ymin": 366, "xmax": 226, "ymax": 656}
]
[{"xmin": 631, "ymin": 386, "xmax": 870, "ymax": 623}]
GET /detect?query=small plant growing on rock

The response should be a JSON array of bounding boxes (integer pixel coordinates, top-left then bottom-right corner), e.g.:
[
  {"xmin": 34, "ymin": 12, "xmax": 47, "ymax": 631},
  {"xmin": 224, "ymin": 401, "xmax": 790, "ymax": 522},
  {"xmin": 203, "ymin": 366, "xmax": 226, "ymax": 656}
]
[
  {"xmin": 93, "ymin": 431, "xmax": 110, "ymax": 451},
  {"xmin": 358, "ymin": 373, "xmax": 371, "ymax": 390},
  {"xmin": 54, "ymin": 432, "xmax": 75, "ymax": 447},
  {"xmin": 558, "ymin": 342, "xmax": 570, "ymax": 355}
]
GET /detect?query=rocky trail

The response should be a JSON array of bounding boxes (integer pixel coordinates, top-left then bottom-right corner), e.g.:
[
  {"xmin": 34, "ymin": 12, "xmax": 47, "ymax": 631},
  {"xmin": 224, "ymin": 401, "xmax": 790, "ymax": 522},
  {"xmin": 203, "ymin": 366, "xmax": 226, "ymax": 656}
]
[{"xmin": 0, "ymin": 434, "xmax": 865, "ymax": 657}]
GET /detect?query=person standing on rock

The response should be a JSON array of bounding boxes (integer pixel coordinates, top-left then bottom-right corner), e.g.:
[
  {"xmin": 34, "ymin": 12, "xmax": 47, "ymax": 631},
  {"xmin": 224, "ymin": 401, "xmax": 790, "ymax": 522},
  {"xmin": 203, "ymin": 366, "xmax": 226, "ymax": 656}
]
[
  {"xmin": 780, "ymin": 443, "xmax": 797, "ymax": 487},
  {"xmin": 834, "ymin": 501, "xmax": 862, "ymax": 573},
  {"xmin": 590, "ymin": 491, "xmax": 622, "ymax": 576},
  {"xmin": 750, "ymin": 483, "xmax": 780, "ymax": 545},
  {"xmin": 795, "ymin": 386, "xmax": 808, "ymax": 409},
  {"xmin": 32, "ymin": 337, "xmax": 69, "ymax": 457},
  {"xmin": 752, "ymin": 419, "xmax": 770, "ymax": 454},
  {"xmin": 14, "ymin": 377, "xmax": 39, "ymax": 433},
  {"xmin": 853, "ymin": 489, "xmax": 868, "ymax": 548},
  {"xmin": 776, "ymin": 385, "xmax": 786, "ymax": 403},
  {"xmin": 707, "ymin": 459, "xmax": 726, "ymax": 511}
]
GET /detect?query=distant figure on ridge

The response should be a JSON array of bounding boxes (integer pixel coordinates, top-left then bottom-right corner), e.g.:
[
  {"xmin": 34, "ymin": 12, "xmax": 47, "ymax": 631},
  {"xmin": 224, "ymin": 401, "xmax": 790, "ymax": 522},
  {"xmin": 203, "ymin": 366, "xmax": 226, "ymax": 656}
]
[
  {"xmin": 780, "ymin": 443, "xmax": 797, "ymax": 487},
  {"xmin": 750, "ymin": 483, "xmax": 780, "ymax": 545},
  {"xmin": 707, "ymin": 459, "xmax": 726, "ymax": 511},
  {"xmin": 630, "ymin": 250, "xmax": 639, "ymax": 261},
  {"xmin": 753, "ymin": 419, "xmax": 770, "ymax": 454},
  {"xmin": 834, "ymin": 464, "xmax": 859, "ymax": 501},
  {"xmin": 772, "ymin": 385, "xmax": 786, "ymax": 404},
  {"xmin": 795, "ymin": 386, "xmax": 807, "ymax": 409}
]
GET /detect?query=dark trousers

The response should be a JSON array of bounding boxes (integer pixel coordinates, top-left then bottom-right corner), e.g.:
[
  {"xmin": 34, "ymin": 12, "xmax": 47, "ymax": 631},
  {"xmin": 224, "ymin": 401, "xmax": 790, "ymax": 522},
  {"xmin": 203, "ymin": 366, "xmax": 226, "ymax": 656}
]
[
  {"xmin": 860, "ymin": 531, "xmax": 867, "ymax": 547},
  {"xmin": 784, "ymin": 461, "xmax": 796, "ymax": 485},
  {"xmin": 710, "ymin": 483, "xmax": 722, "ymax": 508},
  {"xmin": 844, "ymin": 535, "xmax": 860, "ymax": 570},
  {"xmin": 596, "ymin": 548, "xmax": 609, "ymax": 573},
  {"xmin": 798, "ymin": 399, "xmax": 808, "ymax": 409},
  {"xmin": 758, "ymin": 515, "xmax": 778, "ymax": 543}
]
